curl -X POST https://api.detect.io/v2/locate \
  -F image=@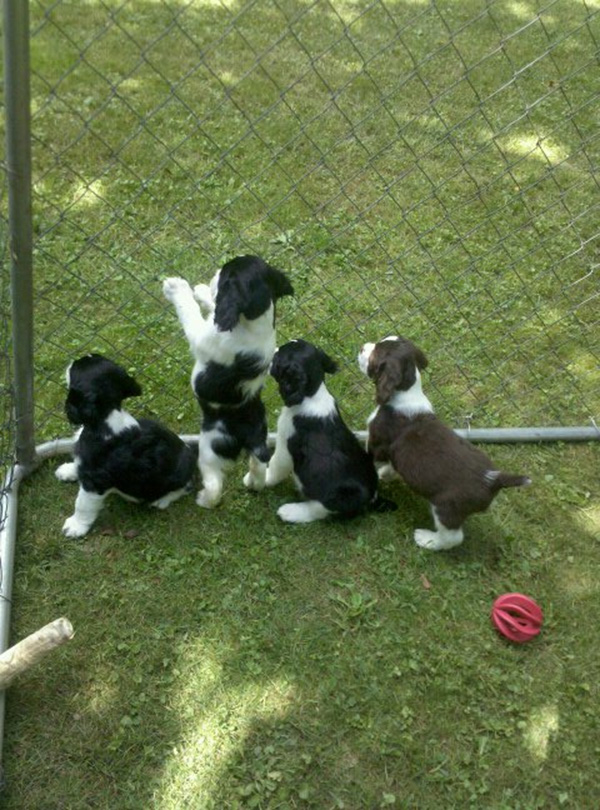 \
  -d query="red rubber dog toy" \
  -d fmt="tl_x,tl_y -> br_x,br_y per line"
491,593 -> 543,643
